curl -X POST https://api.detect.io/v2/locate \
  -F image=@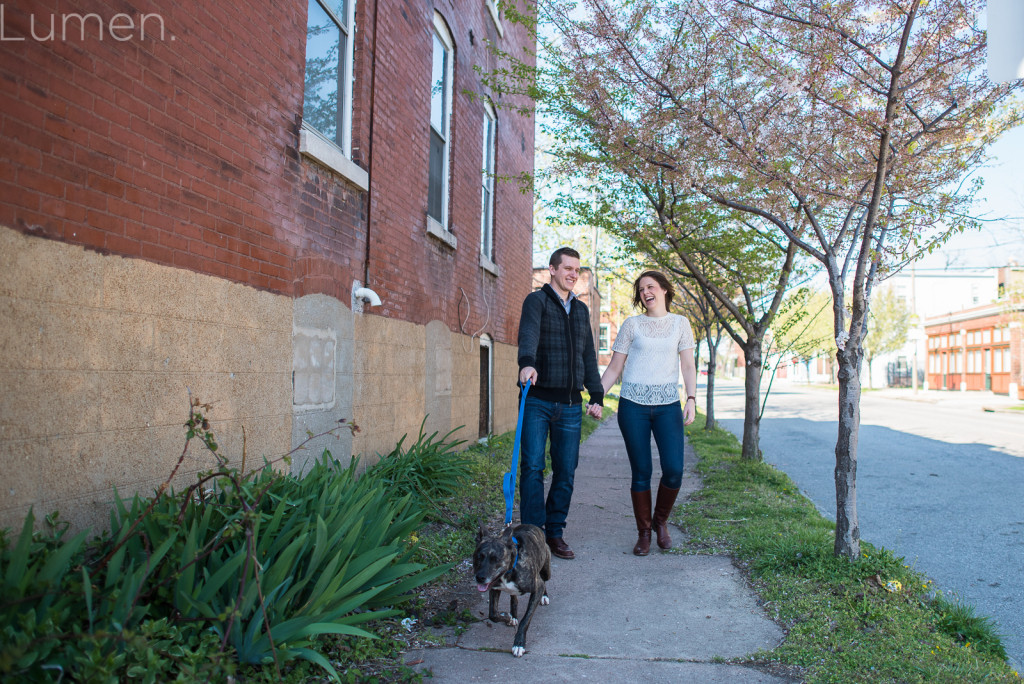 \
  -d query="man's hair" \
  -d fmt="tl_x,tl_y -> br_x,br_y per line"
549,247 -> 581,267
632,270 -> 676,310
